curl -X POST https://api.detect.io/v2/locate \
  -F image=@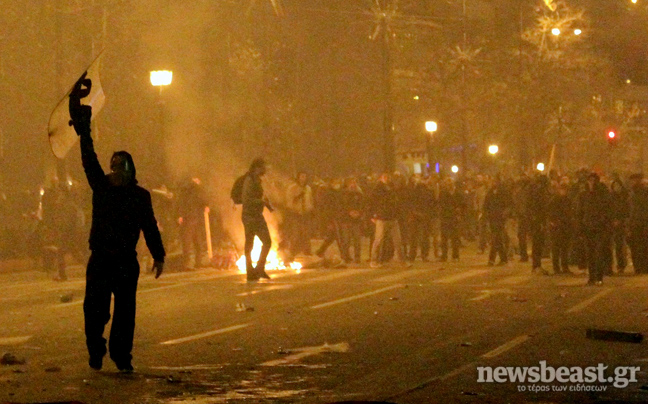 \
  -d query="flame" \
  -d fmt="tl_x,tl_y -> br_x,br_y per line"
236,236 -> 302,274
